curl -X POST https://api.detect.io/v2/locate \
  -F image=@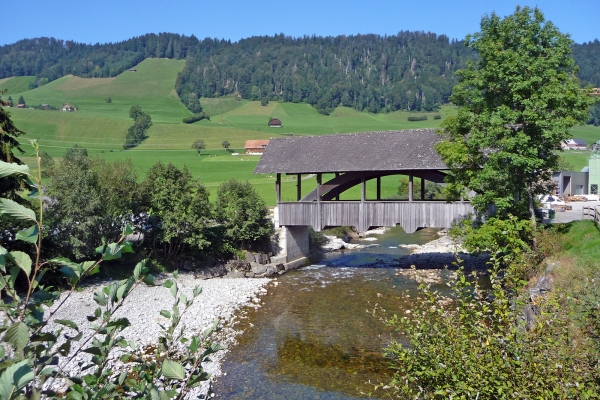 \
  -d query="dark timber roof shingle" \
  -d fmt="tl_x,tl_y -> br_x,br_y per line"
254,129 -> 447,174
